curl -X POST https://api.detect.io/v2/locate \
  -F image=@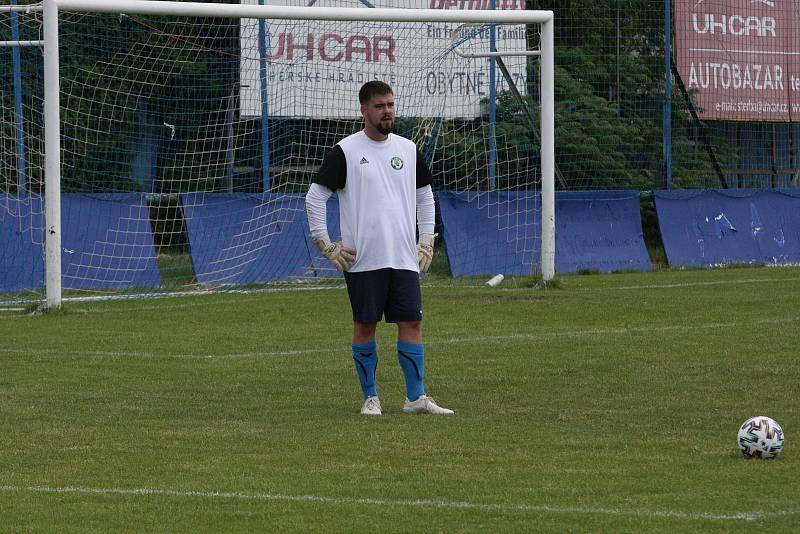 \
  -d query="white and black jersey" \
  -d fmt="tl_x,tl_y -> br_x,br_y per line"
312,131 -> 433,273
